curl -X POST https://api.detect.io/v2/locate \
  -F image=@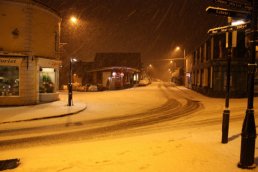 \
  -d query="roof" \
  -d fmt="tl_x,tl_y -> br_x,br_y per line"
87,66 -> 140,73
94,52 -> 142,69
2,0 -> 61,18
